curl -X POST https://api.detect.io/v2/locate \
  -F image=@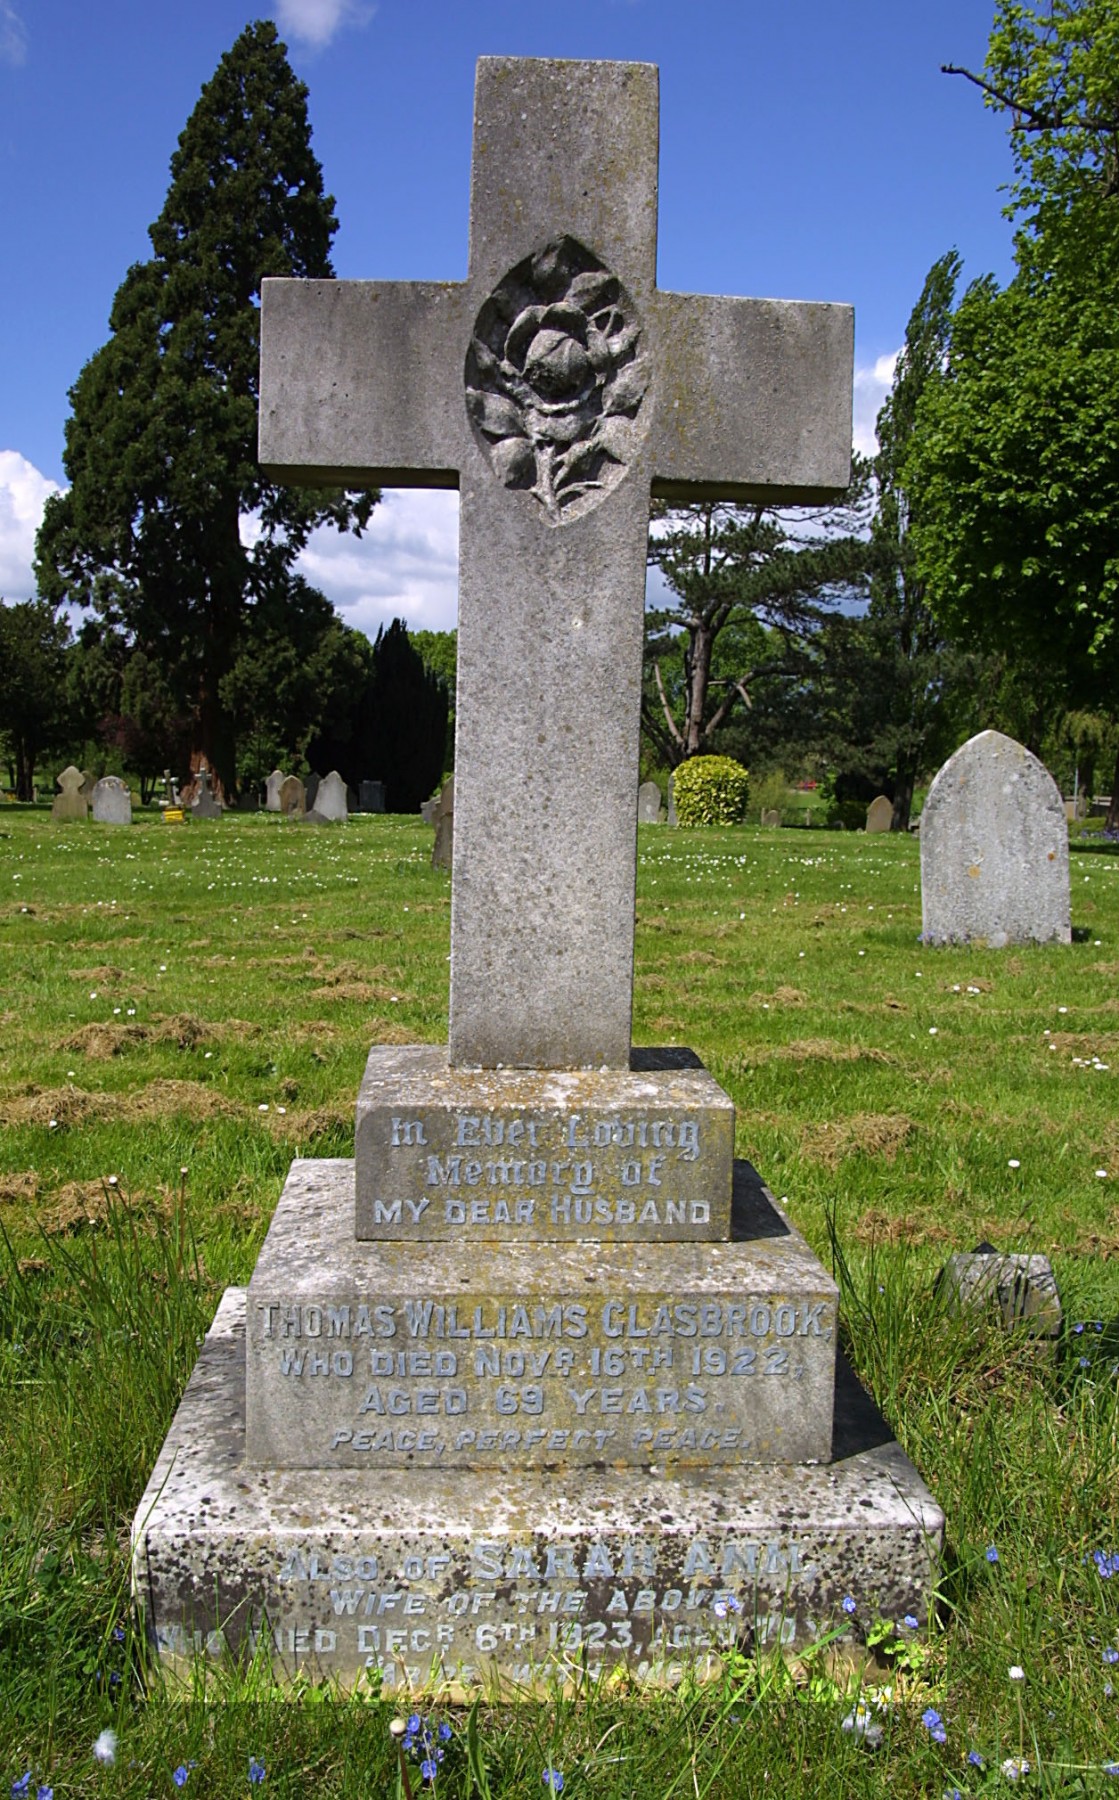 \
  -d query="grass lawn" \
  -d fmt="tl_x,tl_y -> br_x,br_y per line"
1,808 -> 1117,1796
